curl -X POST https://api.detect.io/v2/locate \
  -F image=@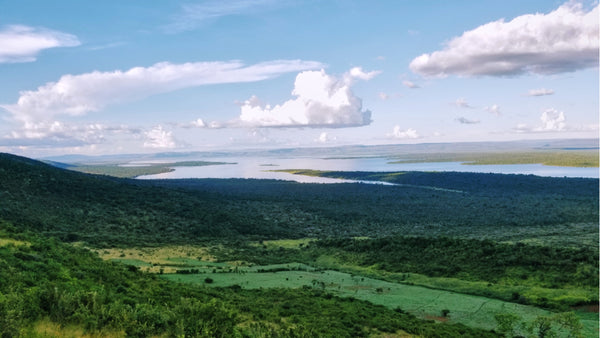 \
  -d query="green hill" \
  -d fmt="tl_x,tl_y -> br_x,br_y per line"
1,153 -> 597,248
